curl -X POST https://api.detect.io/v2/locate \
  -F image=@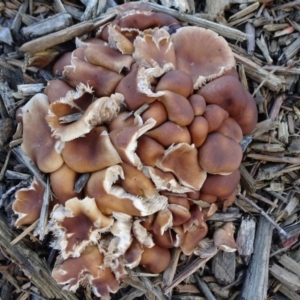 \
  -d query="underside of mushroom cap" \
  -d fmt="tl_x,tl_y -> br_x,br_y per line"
172,27 -> 235,89
46,93 -> 125,143
133,27 -> 176,72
